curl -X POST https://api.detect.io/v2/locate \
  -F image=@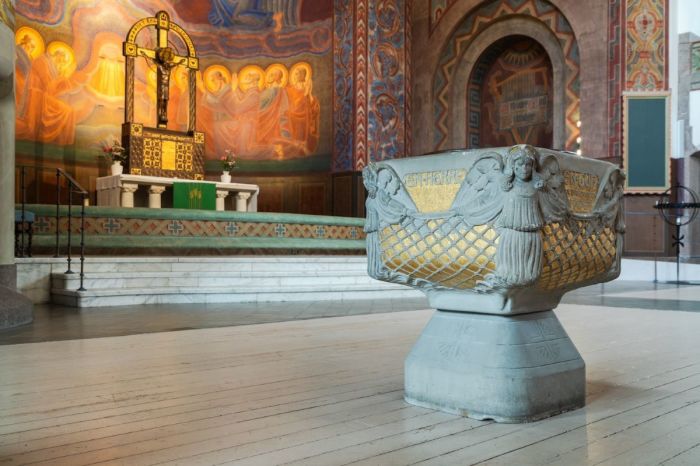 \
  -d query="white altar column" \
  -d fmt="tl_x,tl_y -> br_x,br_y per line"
121,184 -> 139,208
235,192 -> 251,212
148,186 -> 166,209
216,190 -> 229,212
